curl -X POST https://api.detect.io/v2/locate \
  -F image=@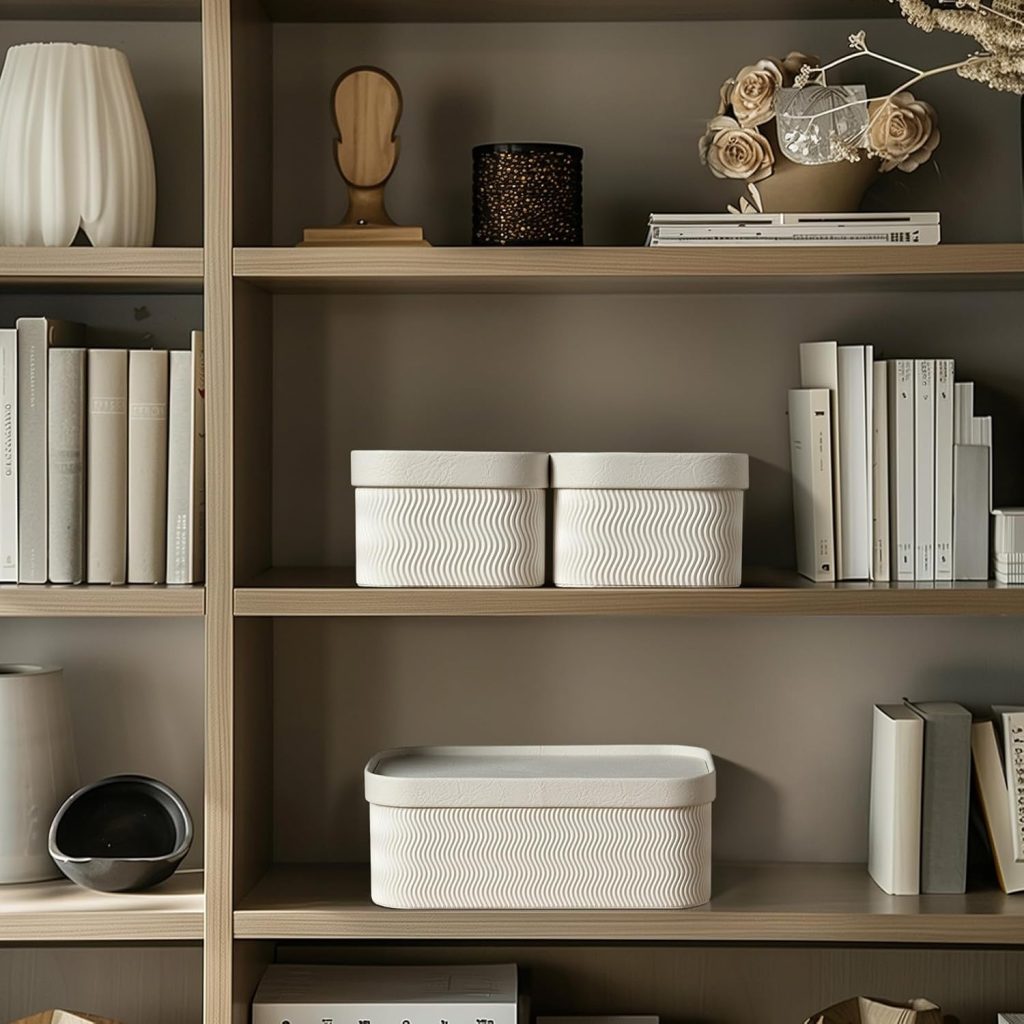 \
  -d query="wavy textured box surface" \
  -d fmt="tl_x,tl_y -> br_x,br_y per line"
370,803 -> 712,909
553,489 -> 743,587
356,487 -> 545,587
